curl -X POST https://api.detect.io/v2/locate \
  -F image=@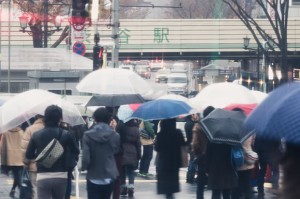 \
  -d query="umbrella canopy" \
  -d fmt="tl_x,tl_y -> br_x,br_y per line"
250,90 -> 268,103
0,99 -> 6,106
190,82 -> 257,111
244,82 -> 300,145
223,103 -> 257,116
76,68 -> 153,95
130,99 -> 195,121
158,94 -> 195,108
85,94 -> 145,107
200,108 -> 250,145
0,89 -> 85,132
117,105 -> 135,122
